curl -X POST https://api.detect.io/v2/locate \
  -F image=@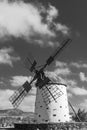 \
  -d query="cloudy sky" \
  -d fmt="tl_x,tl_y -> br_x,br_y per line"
0,0 -> 87,113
